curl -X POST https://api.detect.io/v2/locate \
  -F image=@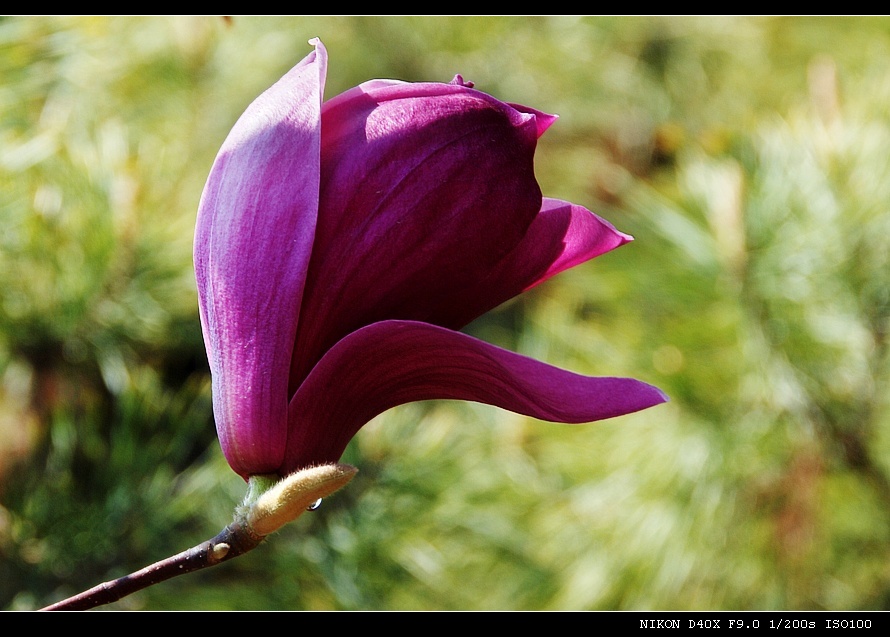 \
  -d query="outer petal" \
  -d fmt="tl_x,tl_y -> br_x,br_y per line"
283,320 -> 667,475
195,40 -> 326,478
415,197 -> 634,329
289,80 -> 548,390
